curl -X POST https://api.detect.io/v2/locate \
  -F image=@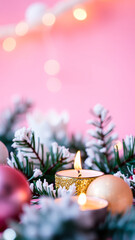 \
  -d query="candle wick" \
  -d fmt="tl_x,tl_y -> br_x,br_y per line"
78,170 -> 82,177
